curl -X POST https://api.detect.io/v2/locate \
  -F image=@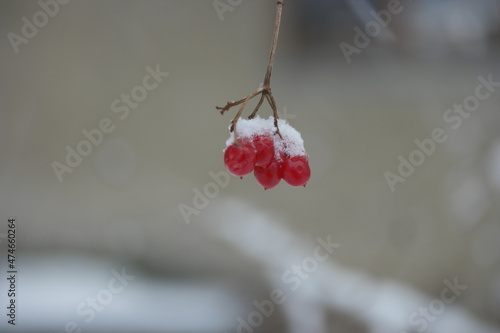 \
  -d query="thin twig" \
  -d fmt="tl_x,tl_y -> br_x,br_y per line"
216,0 -> 285,139
249,93 -> 266,119
263,0 -> 284,88
265,92 -> 282,138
